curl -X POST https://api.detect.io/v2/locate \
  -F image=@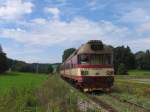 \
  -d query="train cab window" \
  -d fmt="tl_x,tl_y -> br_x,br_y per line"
104,54 -> 111,64
90,54 -> 112,65
79,55 -> 89,65
90,54 -> 103,65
